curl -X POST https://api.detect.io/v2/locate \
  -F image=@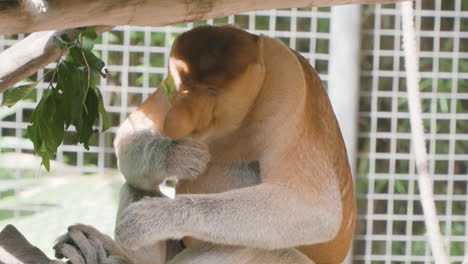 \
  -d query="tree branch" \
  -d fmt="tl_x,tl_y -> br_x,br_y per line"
0,26 -> 112,94
0,224 -> 65,264
1,0 -> 405,35
0,0 -> 405,93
